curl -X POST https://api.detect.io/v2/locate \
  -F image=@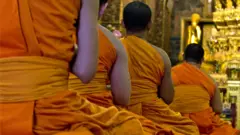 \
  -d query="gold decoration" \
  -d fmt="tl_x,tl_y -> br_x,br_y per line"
216,0 -> 223,10
100,0 -> 121,30
187,13 -> 202,45
237,0 -> 240,7
226,0 -> 234,9
146,0 -> 171,54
